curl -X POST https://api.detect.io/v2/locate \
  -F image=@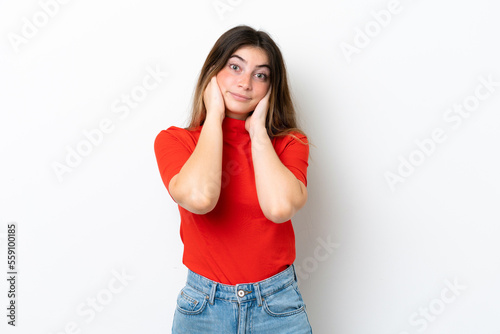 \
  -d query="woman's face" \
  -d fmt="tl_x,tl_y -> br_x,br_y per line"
216,46 -> 271,120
